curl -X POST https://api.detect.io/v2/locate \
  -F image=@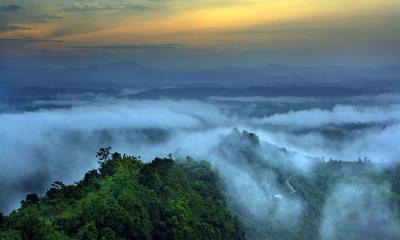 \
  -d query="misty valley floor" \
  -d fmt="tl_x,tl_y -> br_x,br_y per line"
1,90 -> 400,239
